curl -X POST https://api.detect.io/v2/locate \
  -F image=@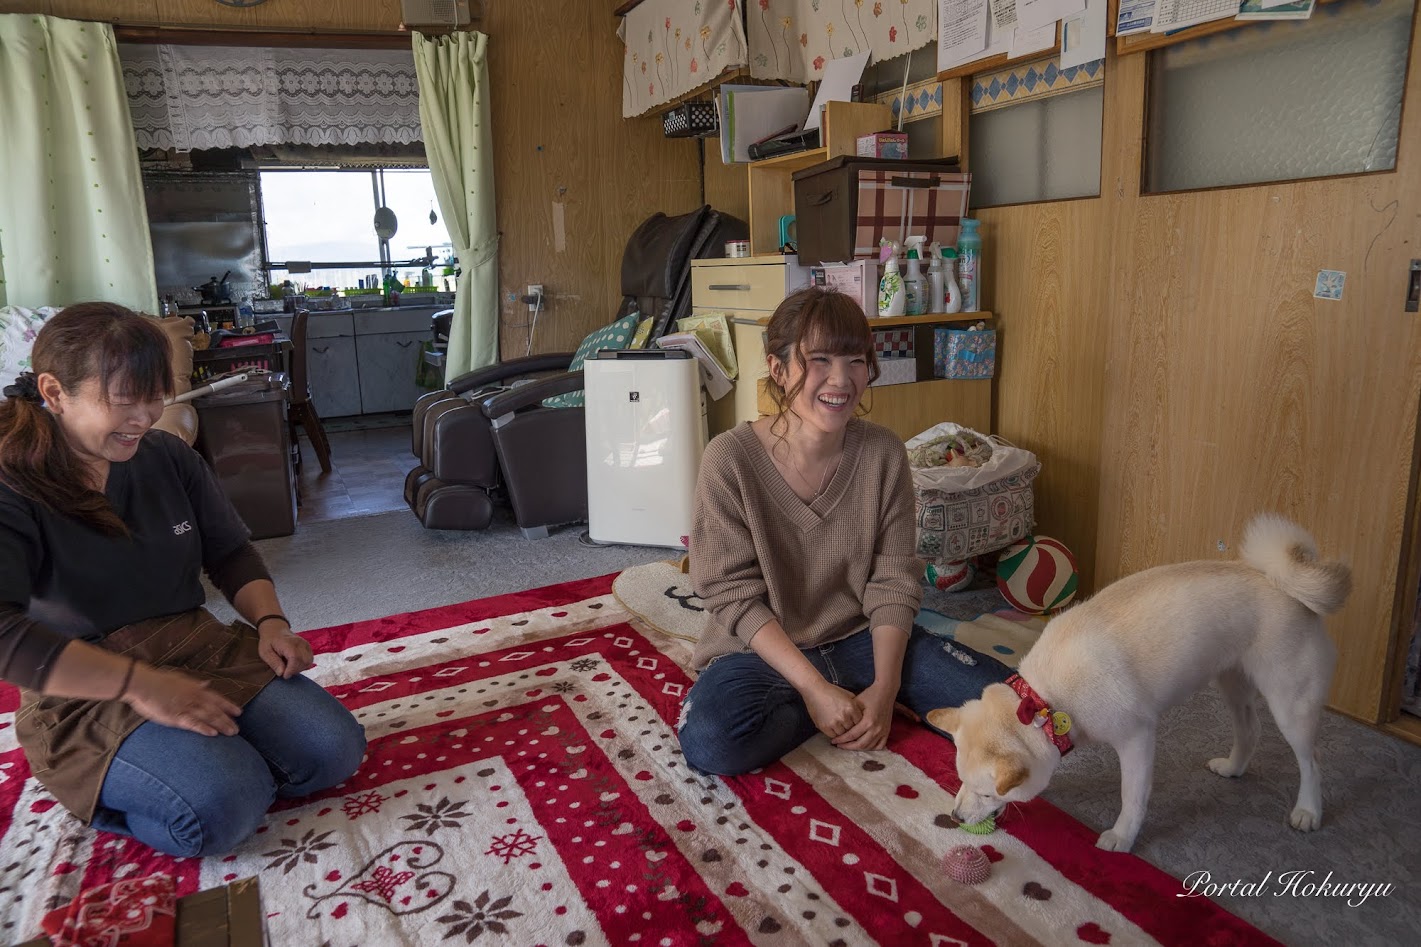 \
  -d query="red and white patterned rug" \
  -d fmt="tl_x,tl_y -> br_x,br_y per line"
0,574 -> 1280,946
